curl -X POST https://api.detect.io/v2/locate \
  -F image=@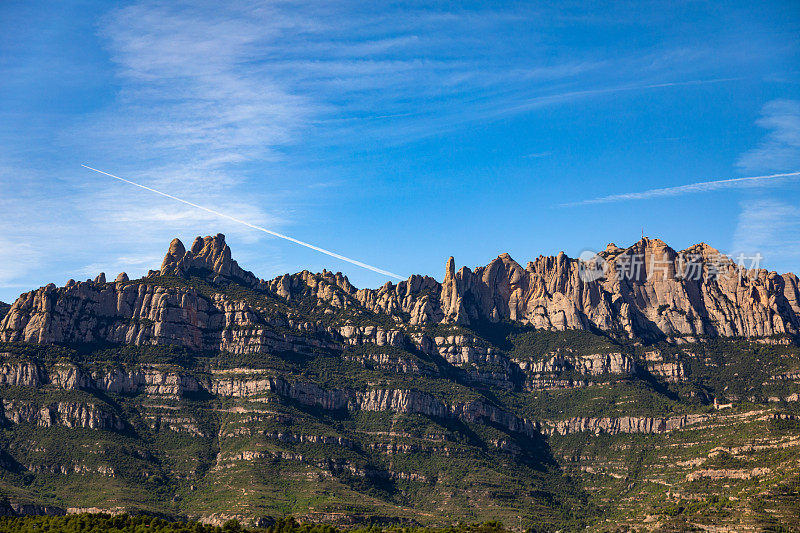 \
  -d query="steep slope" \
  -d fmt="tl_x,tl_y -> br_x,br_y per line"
0,235 -> 798,531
